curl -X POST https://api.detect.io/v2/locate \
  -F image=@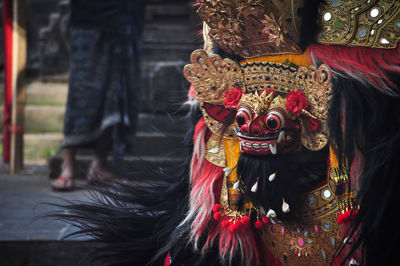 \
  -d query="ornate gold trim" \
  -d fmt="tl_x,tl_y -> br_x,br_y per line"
317,0 -> 400,48
205,133 -> 227,167
197,0 -> 305,58
184,50 -> 243,138
262,183 -> 340,265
